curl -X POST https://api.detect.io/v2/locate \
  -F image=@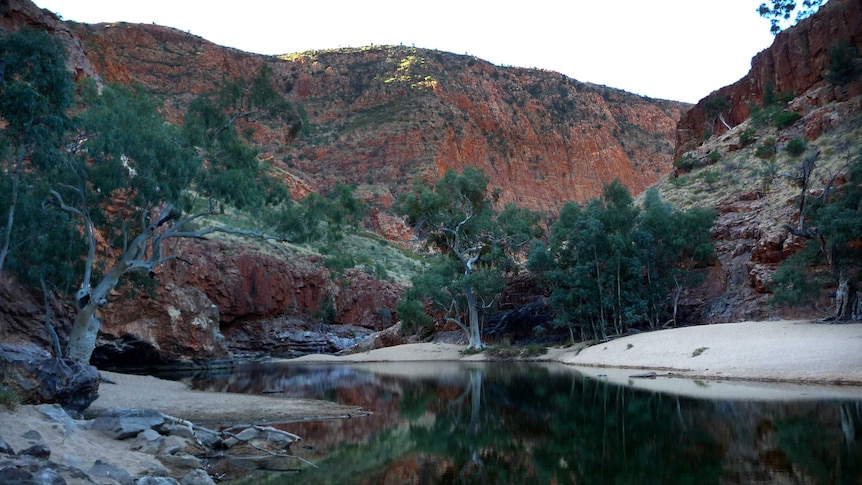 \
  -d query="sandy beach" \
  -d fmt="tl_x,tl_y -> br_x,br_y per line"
293,320 -> 862,381
290,319 -> 862,400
